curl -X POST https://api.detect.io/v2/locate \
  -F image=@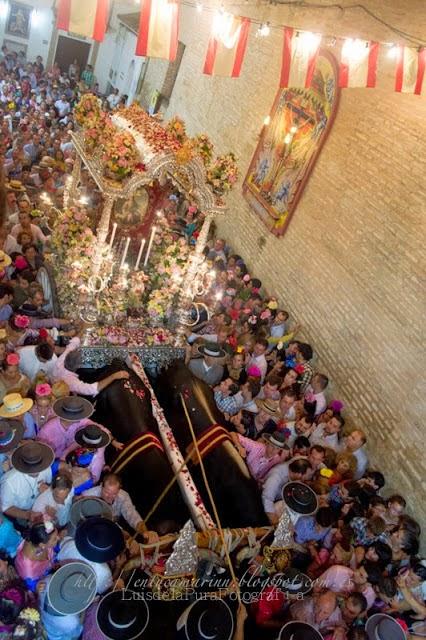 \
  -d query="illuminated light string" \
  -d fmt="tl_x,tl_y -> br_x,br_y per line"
179,0 -> 426,48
